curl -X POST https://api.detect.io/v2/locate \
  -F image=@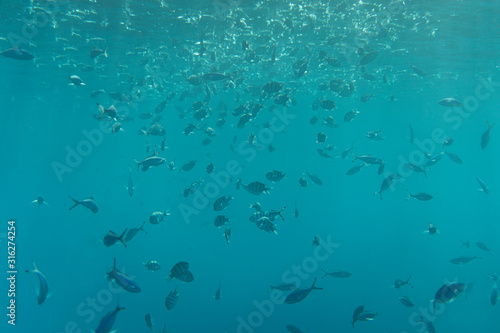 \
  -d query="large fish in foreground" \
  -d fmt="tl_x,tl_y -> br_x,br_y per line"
432,282 -> 466,313
94,302 -> 125,333
106,258 -> 141,293
25,261 -> 49,305
1,47 -> 34,60
284,278 -> 322,304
